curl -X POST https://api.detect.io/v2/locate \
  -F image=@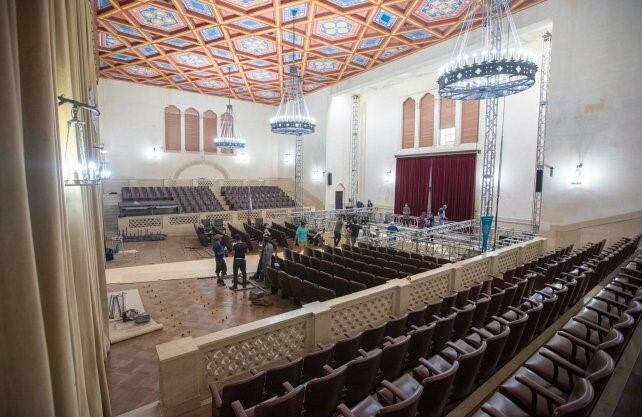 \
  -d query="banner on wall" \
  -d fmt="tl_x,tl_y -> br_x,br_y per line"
480,215 -> 493,252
